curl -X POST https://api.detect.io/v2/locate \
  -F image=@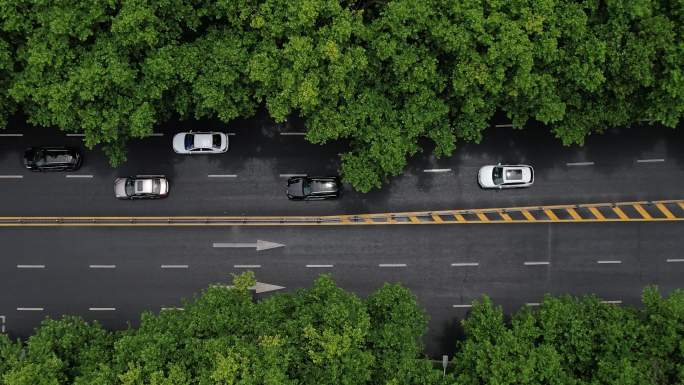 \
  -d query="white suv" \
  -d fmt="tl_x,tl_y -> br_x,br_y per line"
172,132 -> 228,154
478,164 -> 534,189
